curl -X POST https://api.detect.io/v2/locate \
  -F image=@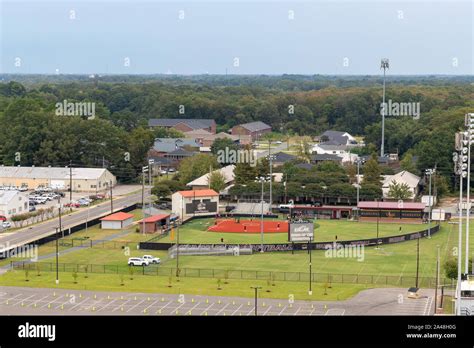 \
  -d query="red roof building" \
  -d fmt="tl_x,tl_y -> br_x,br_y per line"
100,212 -> 134,229
138,214 -> 171,234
